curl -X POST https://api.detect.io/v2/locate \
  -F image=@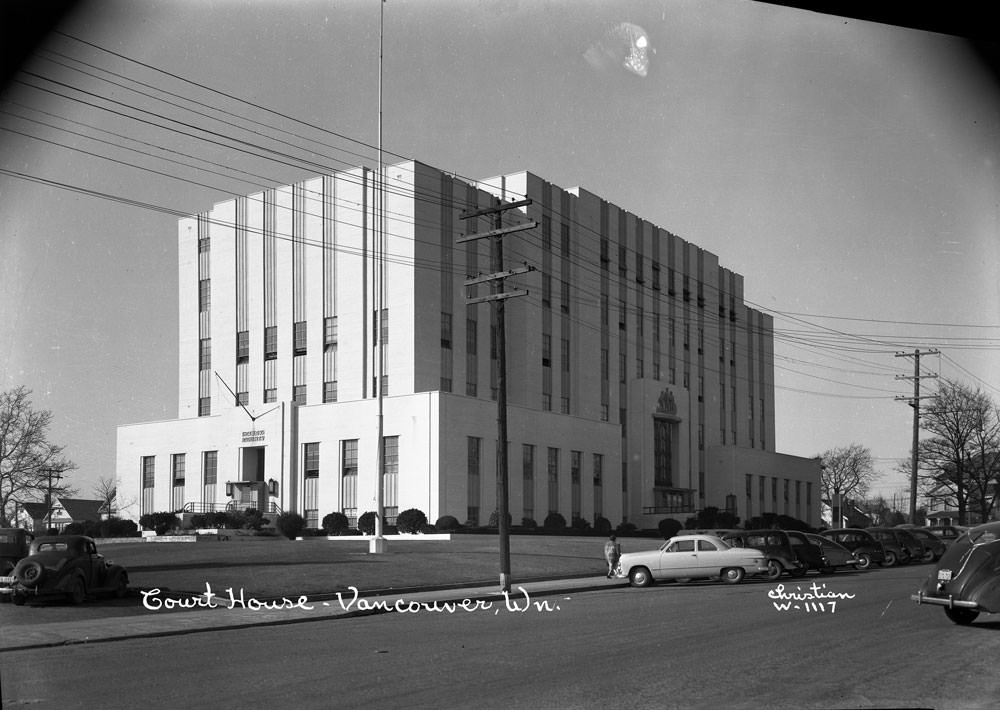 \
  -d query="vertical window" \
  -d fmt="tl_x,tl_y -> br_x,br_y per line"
198,397 -> 210,417
593,453 -> 604,519
342,440 -> 358,525
654,419 -> 672,487
237,331 -> 249,362
237,391 -> 248,406
522,444 -> 534,522
141,455 -> 155,515
547,447 -> 559,515
303,443 -> 319,528
324,316 -> 338,348
263,388 -> 276,404
383,436 -> 399,525
171,454 -> 185,511
571,451 -> 581,523
202,450 -> 218,508
199,279 -> 210,312
441,312 -> 452,349
264,326 -> 277,360
323,380 -> 338,403
293,385 -> 307,406
199,338 -> 211,371
467,437 -> 481,526
293,321 -> 307,356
